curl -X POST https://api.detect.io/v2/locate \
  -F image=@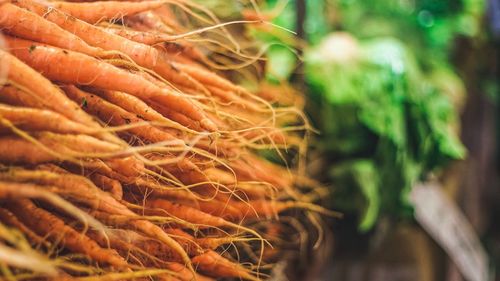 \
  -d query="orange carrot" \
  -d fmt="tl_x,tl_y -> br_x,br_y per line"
0,85 -> 46,109
0,49 -> 98,127
125,10 -> 175,34
172,61 -> 242,93
7,199 -> 129,268
0,135 -> 143,179
5,36 -> 216,132
146,199 -> 237,229
63,85 -> 179,143
0,207 -> 48,246
91,90 -> 193,136
192,250 -> 258,280
165,262 -> 215,281
103,27 -> 206,62
88,173 -> 123,200
51,0 -> 167,24
0,104 -> 97,135
0,3 -> 104,56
